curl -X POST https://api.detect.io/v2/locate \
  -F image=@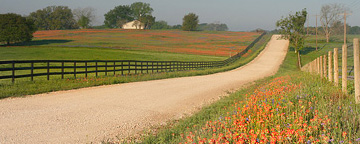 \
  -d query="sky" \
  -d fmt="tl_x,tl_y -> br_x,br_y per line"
1,0 -> 359,31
